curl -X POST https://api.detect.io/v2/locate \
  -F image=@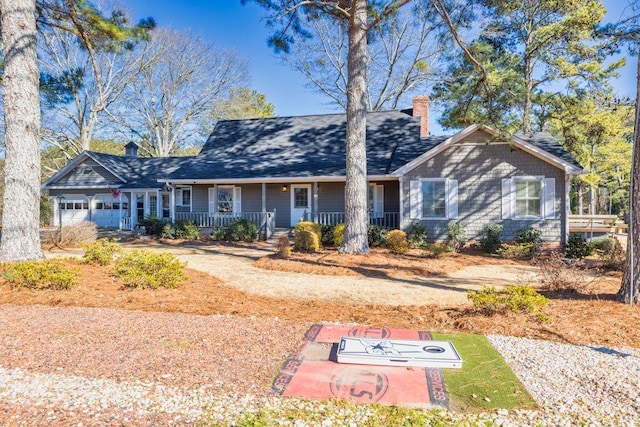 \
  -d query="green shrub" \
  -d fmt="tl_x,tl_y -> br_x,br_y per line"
161,222 -> 176,239
113,250 -> 187,289
468,284 -> 548,322
386,229 -> 408,254
174,219 -> 200,240
294,221 -> 322,242
367,225 -> 388,248
227,218 -> 258,242
294,229 -> 320,252
406,223 -> 428,248
514,227 -> 542,244
447,221 -> 467,252
139,216 -> 166,237
565,233 -> 593,259
82,238 -> 121,266
422,243 -> 452,258
497,243 -> 535,260
210,227 -> 228,241
479,223 -> 503,253
3,259 -> 80,290
320,224 -> 335,246
593,237 -> 625,270
333,223 -> 345,247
